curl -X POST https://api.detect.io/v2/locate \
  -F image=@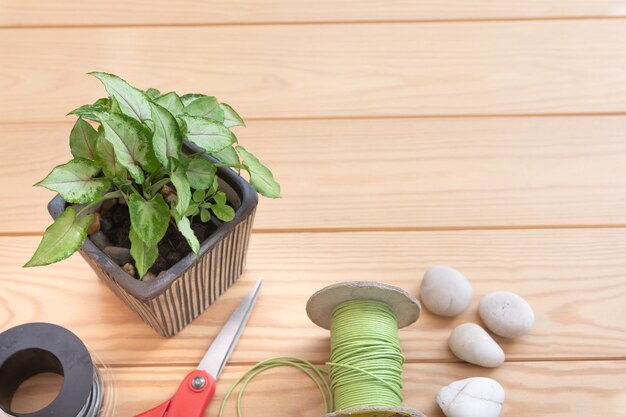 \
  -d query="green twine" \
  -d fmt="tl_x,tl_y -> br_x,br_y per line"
219,299 -> 404,415
218,357 -> 333,417
329,299 -> 404,409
